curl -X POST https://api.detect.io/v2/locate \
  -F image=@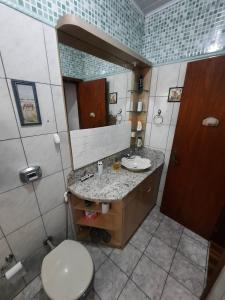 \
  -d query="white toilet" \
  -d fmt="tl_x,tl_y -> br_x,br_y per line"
41,240 -> 94,300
